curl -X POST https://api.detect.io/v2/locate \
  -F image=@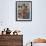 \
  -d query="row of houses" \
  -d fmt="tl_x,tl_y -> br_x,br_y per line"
0,28 -> 22,35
